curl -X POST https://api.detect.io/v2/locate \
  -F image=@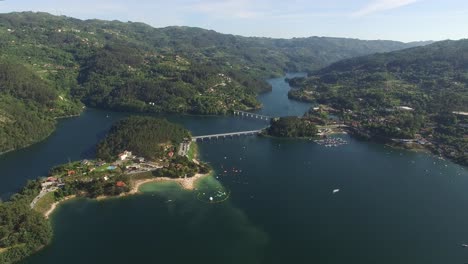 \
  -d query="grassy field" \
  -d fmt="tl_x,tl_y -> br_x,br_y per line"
95,163 -> 110,172
33,192 -> 56,215
187,142 -> 199,160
